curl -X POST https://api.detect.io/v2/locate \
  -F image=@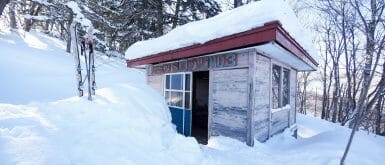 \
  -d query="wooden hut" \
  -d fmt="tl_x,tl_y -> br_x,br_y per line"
125,1 -> 318,146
